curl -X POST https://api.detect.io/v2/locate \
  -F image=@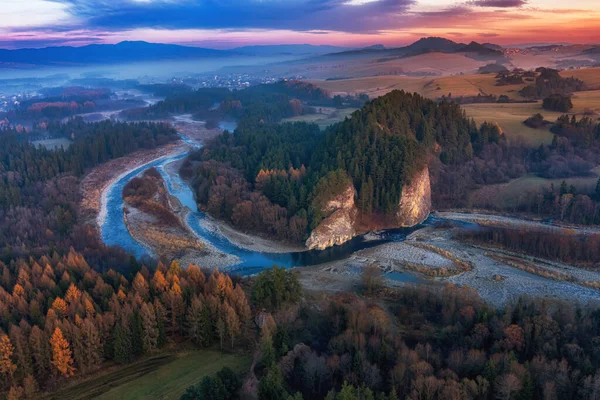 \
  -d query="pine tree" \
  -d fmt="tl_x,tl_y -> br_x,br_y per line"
9,325 -> 33,379
132,272 -> 149,300
337,382 -> 358,400
50,328 -> 75,377
112,322 -> 132,365
81,319 -> 103,371
29,326 -> 50,379
224,304 -> 241,350
154,300 -> 166,348
258,364 -> 288,400
51,297 -> 68,319
186,296 -> 208,346
65,283 -> 81,305
0,334 -> 17,388
140,303 -> 159,353
23,375 -> 38,398
130,311 -> 144,357
518,371 -> 534,400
